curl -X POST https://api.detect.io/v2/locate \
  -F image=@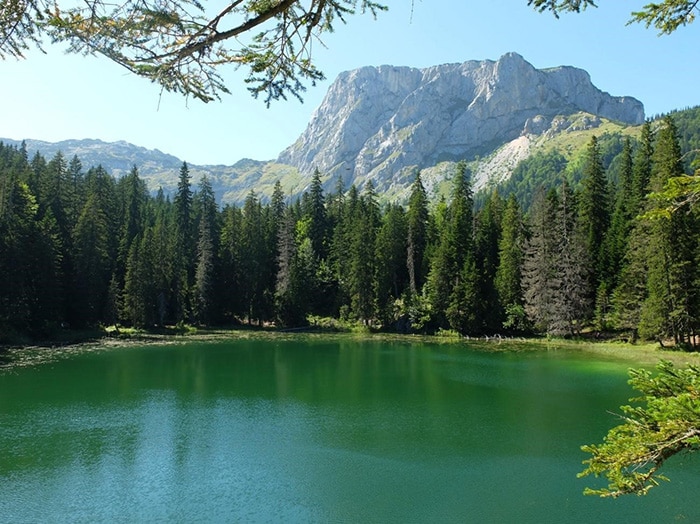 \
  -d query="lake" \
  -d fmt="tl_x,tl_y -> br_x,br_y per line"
0,336 -> 698,522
